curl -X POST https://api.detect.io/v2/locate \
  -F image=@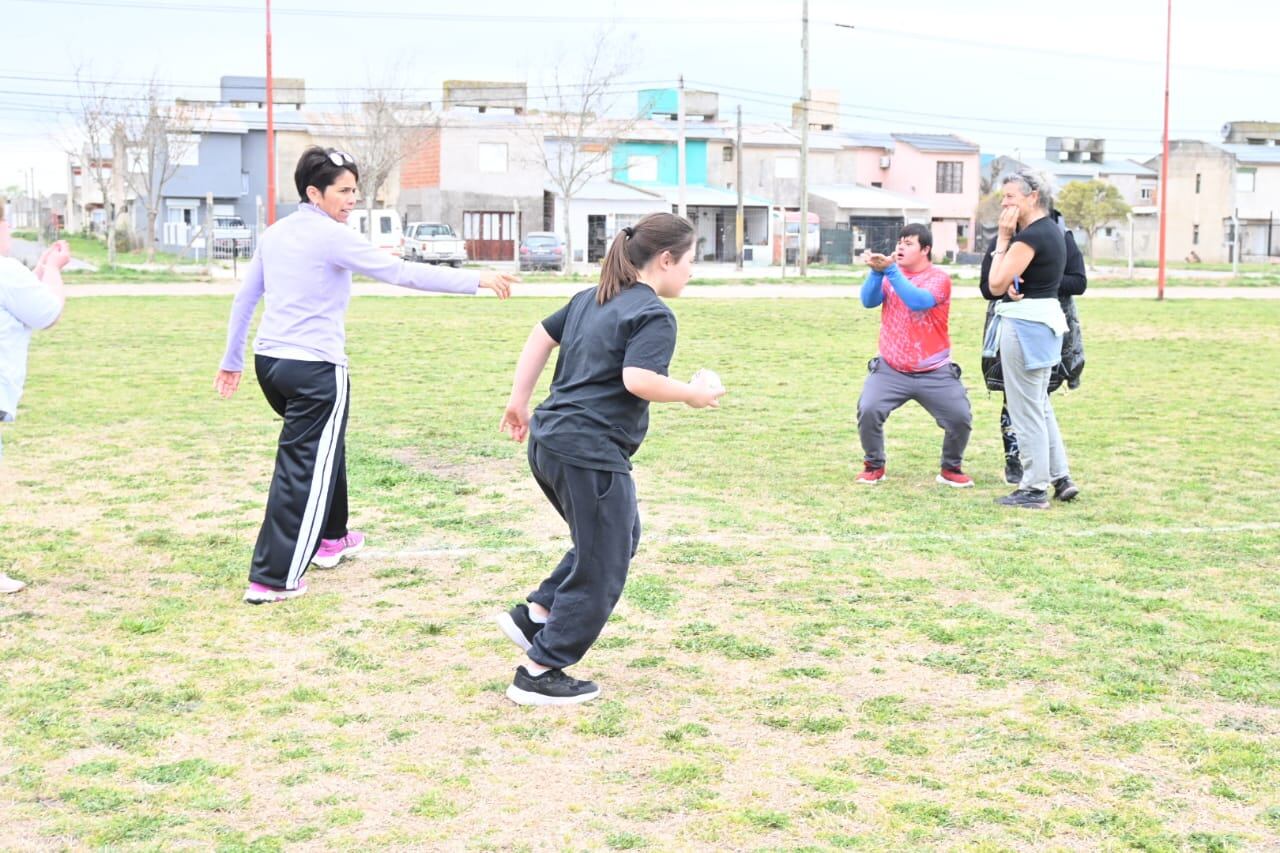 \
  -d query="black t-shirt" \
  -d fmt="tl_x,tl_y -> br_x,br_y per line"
1007,216 -> 1066,299
531,282 -> 677,472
